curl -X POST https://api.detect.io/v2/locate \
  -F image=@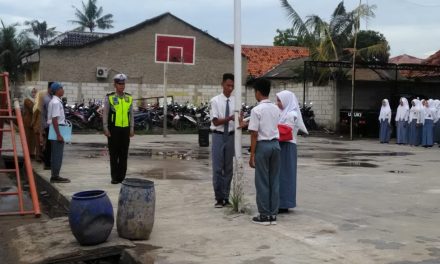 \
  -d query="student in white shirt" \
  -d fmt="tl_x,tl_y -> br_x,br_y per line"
210,73 -> 235,208
276,90 -> 308,214
421,99 -> 434,147
47,82 -> 70,183
378,99 -> 391,143
408,99 -> 422,146
395,97 -> 409,145
248,78 -> 281,225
